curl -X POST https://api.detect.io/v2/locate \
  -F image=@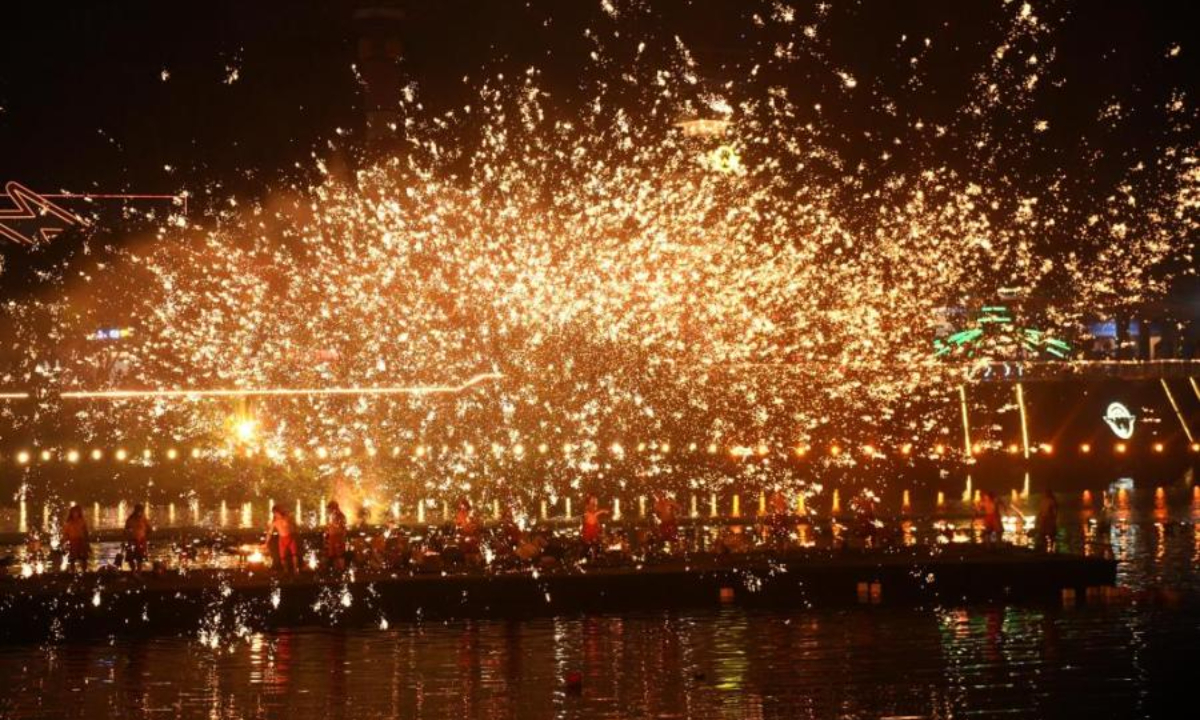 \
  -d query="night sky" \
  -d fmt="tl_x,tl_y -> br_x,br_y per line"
1,2 -> 1192,193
